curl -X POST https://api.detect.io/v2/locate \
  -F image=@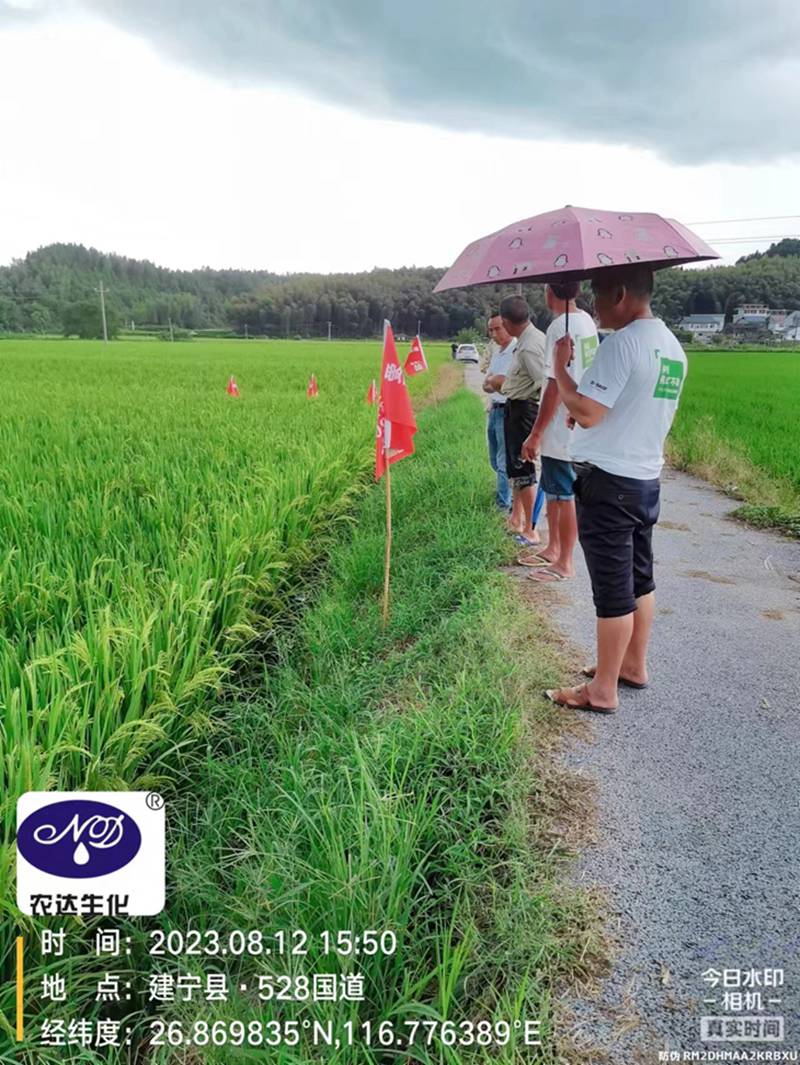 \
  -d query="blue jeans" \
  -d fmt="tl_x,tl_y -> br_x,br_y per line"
487,405 -> 512,510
